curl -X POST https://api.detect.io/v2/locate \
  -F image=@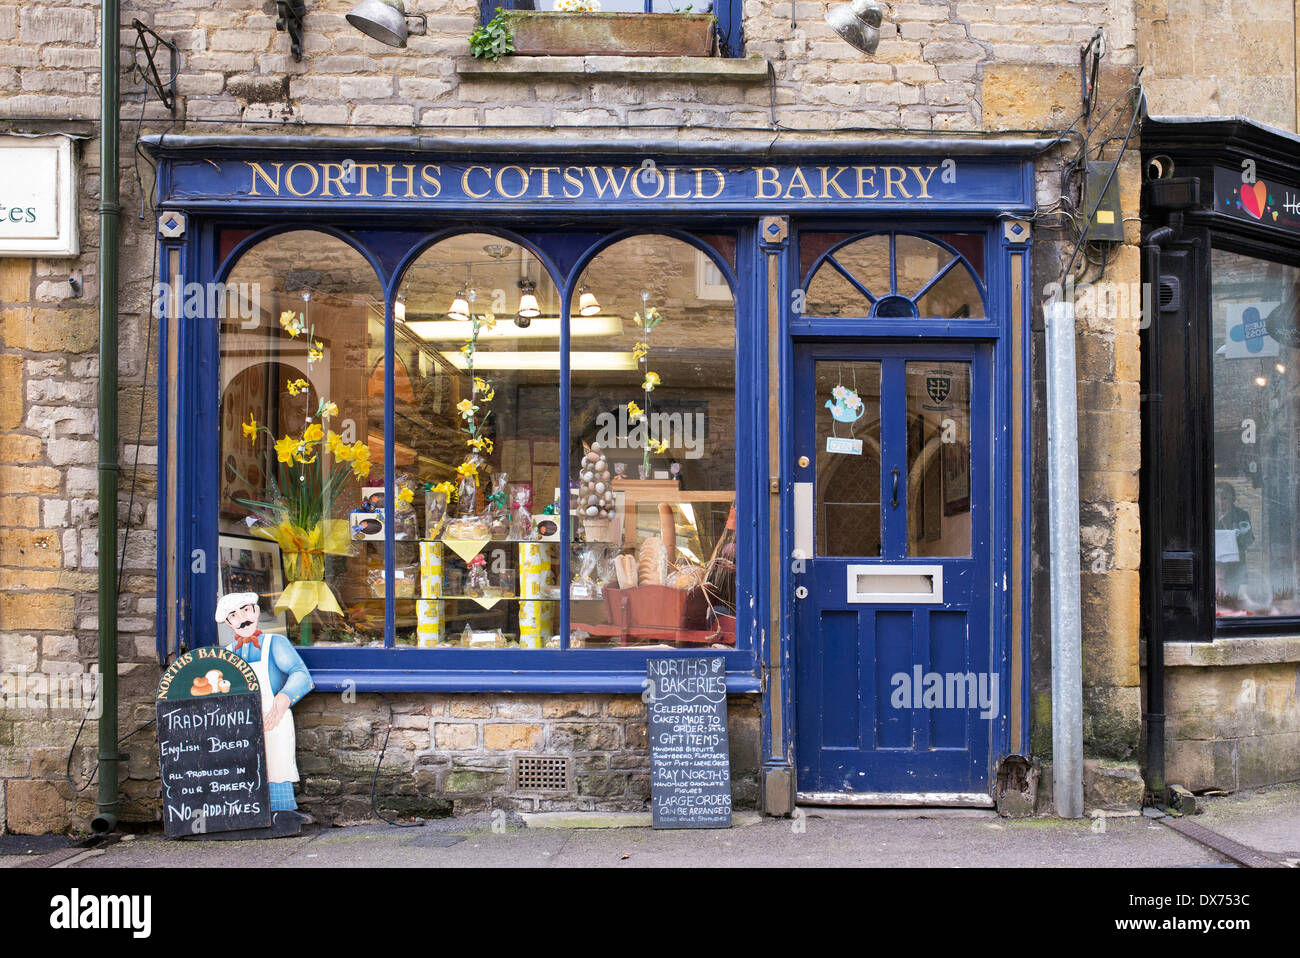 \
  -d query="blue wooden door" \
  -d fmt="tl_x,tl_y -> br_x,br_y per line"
792,342 -> 995,799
